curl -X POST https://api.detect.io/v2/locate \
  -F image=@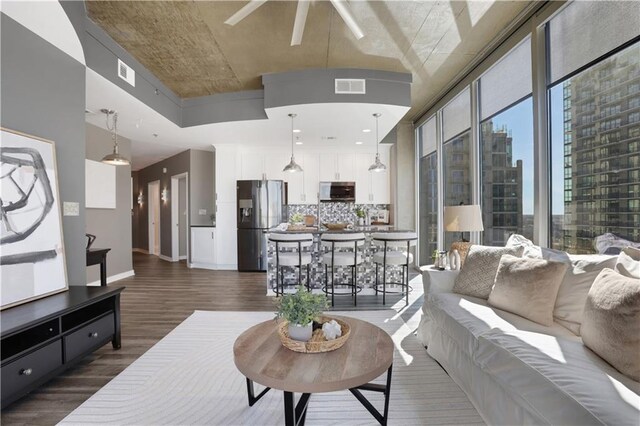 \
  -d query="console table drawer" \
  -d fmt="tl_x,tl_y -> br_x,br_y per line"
64,313 -> 114,362
1,340 -> 63,399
